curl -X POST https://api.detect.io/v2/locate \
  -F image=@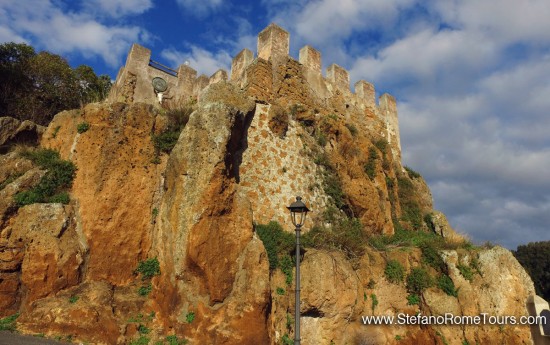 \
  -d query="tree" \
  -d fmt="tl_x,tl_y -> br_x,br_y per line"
75,65 -> 112,104
0,42 -> 112,126
0,42 -> 36,119
513,241 -> 550,301
26,51 -> 80,123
